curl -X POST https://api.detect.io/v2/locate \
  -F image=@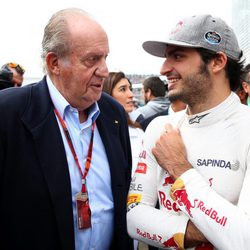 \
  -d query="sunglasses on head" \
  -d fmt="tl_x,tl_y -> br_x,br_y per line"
7,62 -> 25,76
